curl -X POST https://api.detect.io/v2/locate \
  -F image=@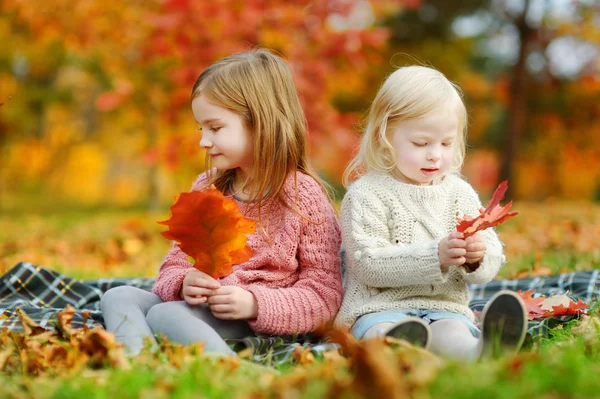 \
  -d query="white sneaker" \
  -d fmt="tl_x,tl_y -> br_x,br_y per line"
384,316 -> 431,349
478,291 -> 528,359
